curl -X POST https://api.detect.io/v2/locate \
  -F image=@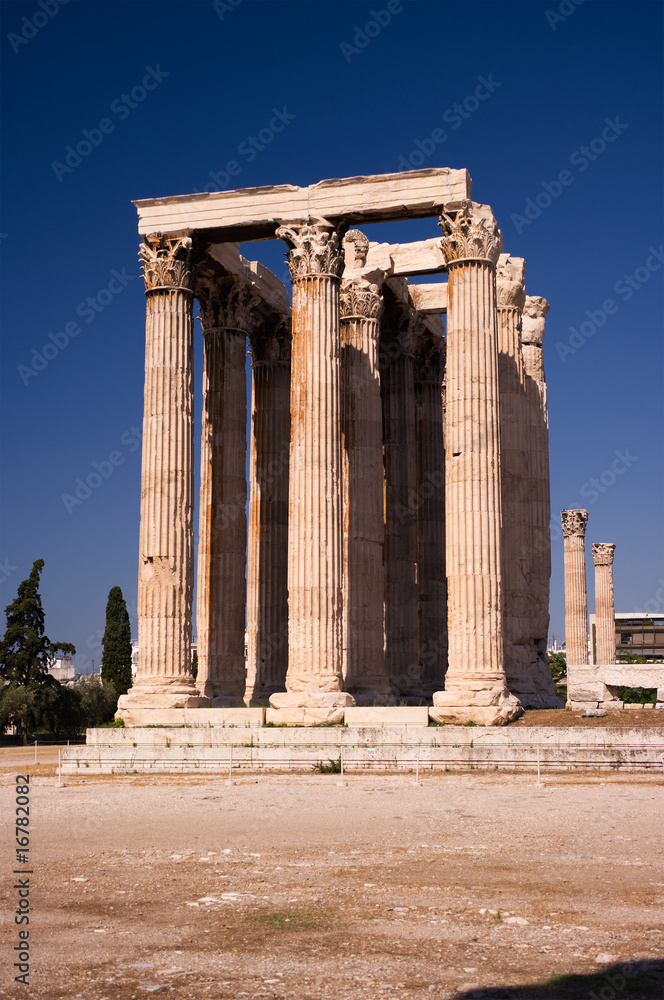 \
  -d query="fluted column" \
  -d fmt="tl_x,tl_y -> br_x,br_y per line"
431,205 -> 522,725
561,510 -> 590,666
414,331 -> 447,697
195,274 -> 255,705
381,297 -> 421,699
522,296 -> 555,696
117,235 -> 208,720
245,320 -> 291,704
270,224 -> 353,710
340,233 -> 393,704
496,256 -> 531,700
593,543 -> 616,665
